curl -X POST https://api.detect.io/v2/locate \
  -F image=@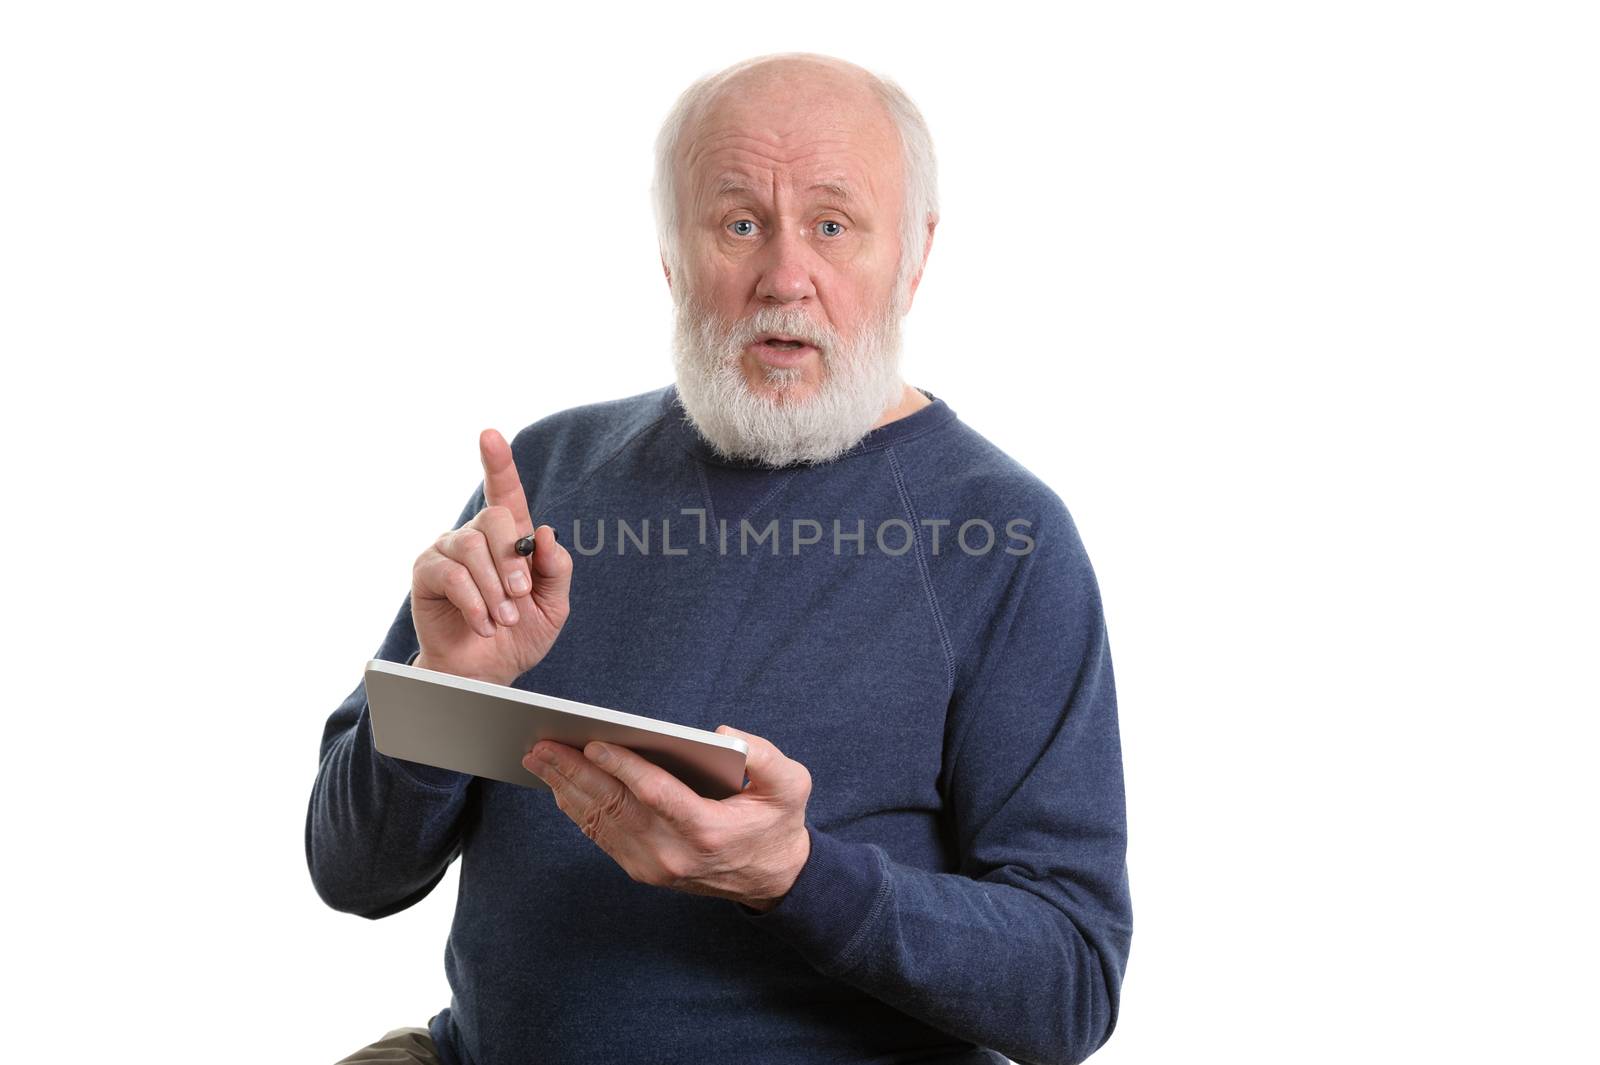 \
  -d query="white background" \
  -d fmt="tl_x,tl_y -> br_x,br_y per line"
3,2 -> 1595,1062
